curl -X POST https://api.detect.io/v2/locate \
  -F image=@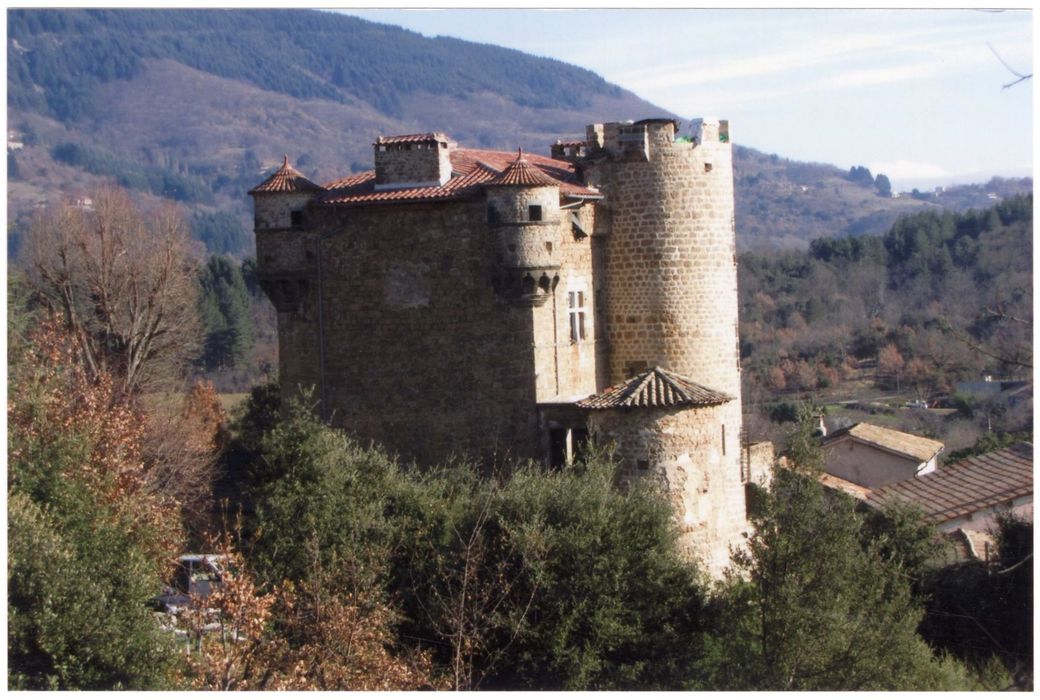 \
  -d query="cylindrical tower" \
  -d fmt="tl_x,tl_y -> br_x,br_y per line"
587,118 -> 739,399
485,150 -> 562,306
578,118 -> 748,576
